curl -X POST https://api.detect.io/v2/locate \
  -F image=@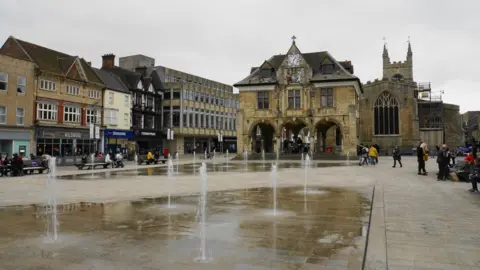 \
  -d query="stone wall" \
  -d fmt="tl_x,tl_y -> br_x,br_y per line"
443,103 -> 462,147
